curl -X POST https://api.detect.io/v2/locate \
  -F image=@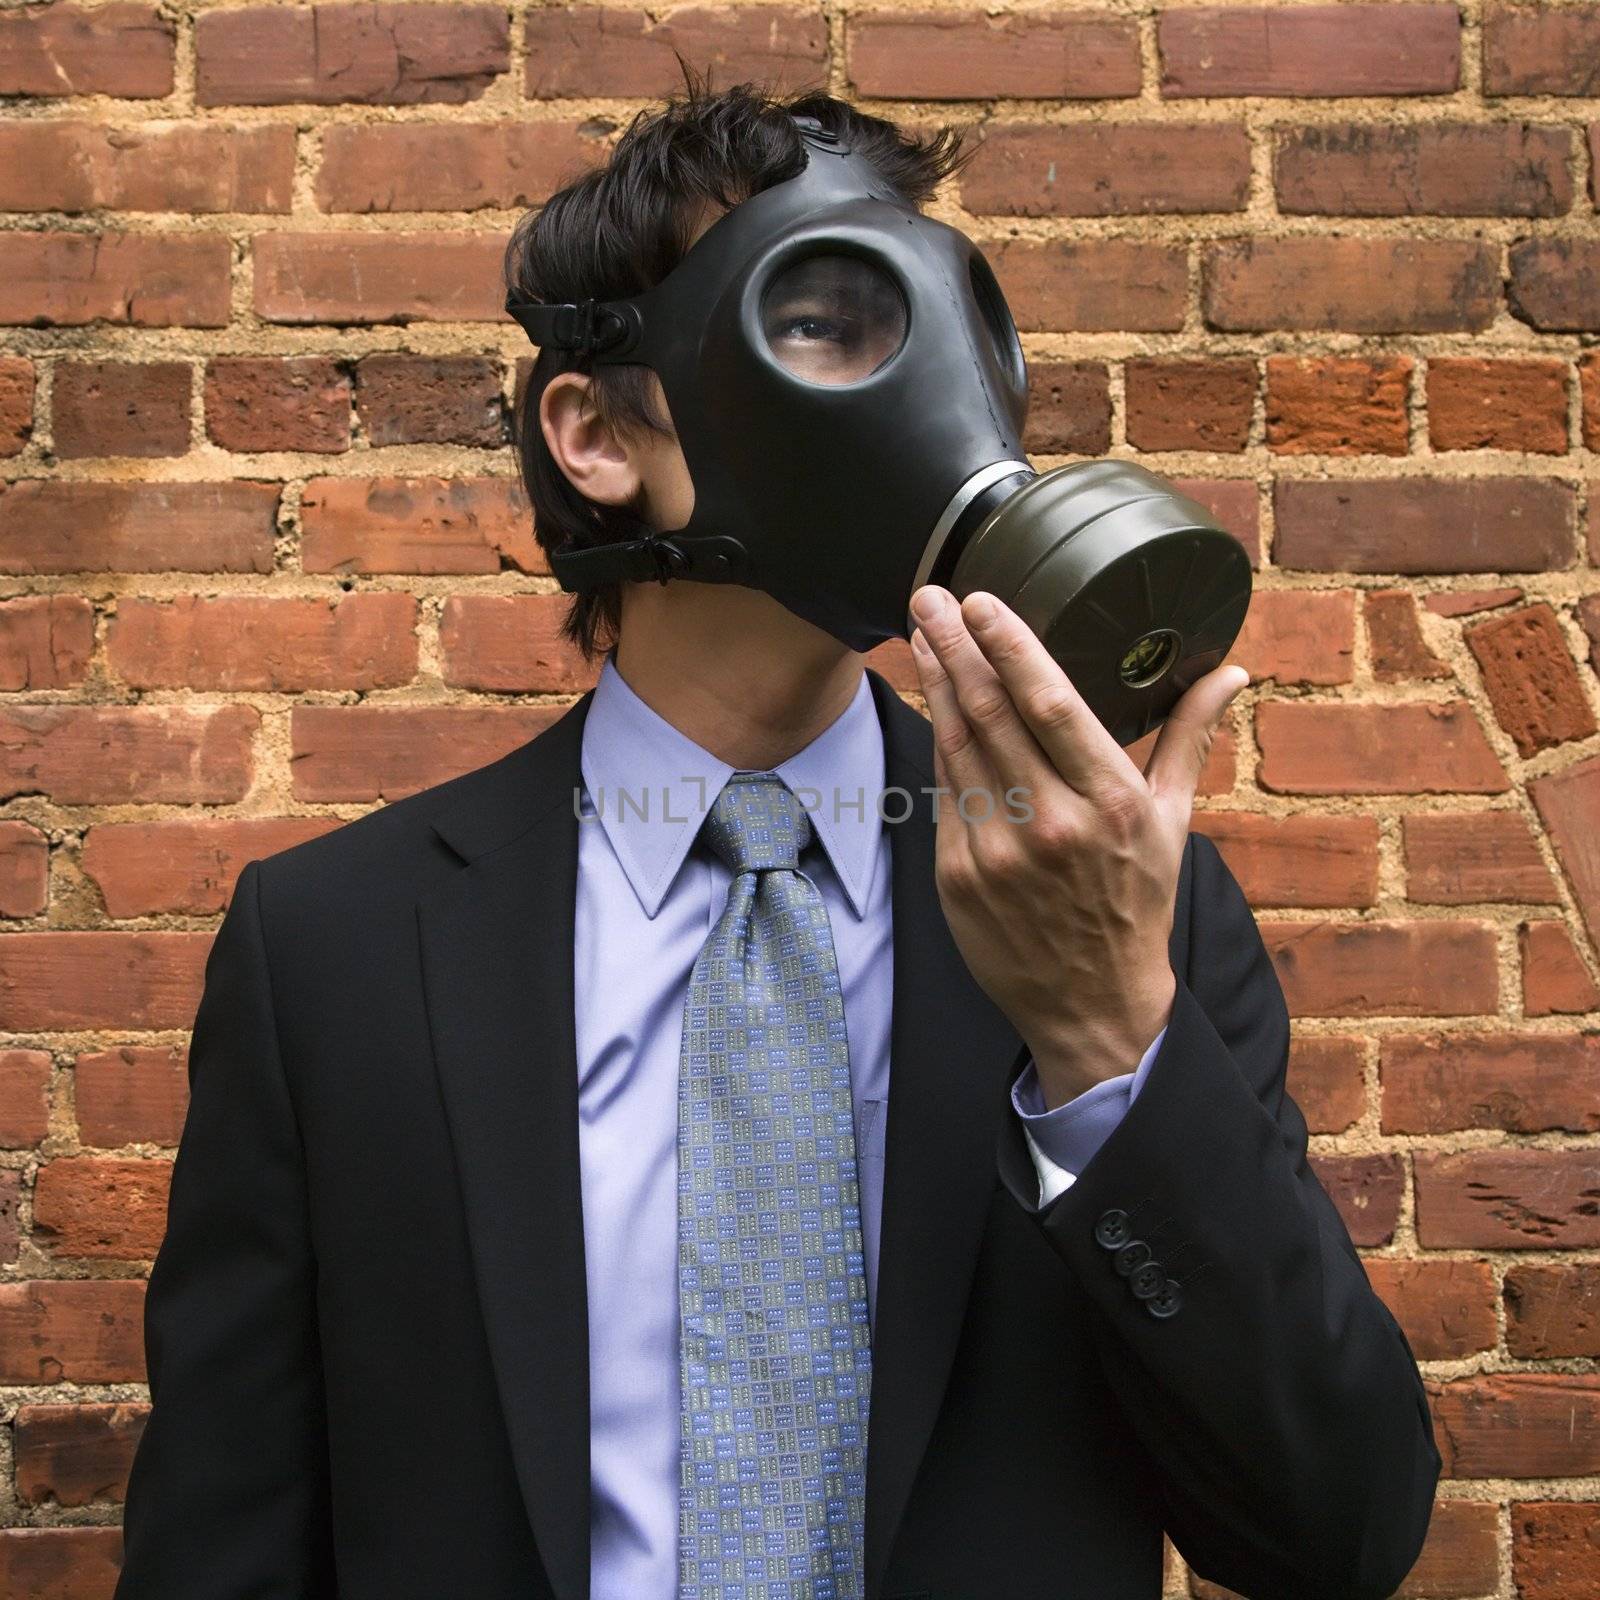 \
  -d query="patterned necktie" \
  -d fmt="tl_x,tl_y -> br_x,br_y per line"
678,771 -> 873,1600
